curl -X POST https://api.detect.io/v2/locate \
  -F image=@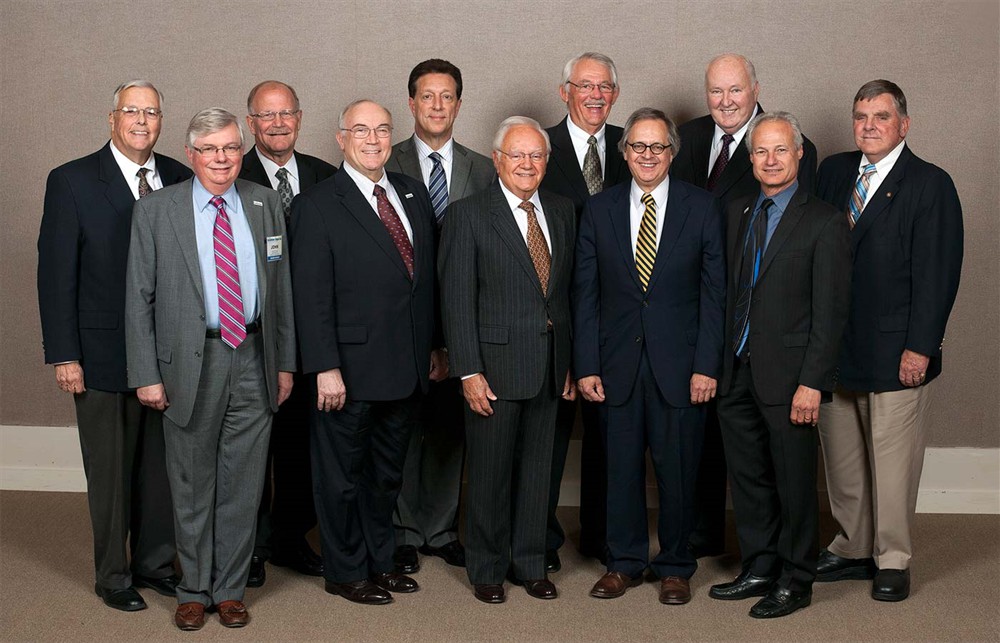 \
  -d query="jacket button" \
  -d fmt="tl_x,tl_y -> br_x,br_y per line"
199,314 -> 206,321
195,351 -> 201,357
642,301 -> 649,308
635,336 -> 642,343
